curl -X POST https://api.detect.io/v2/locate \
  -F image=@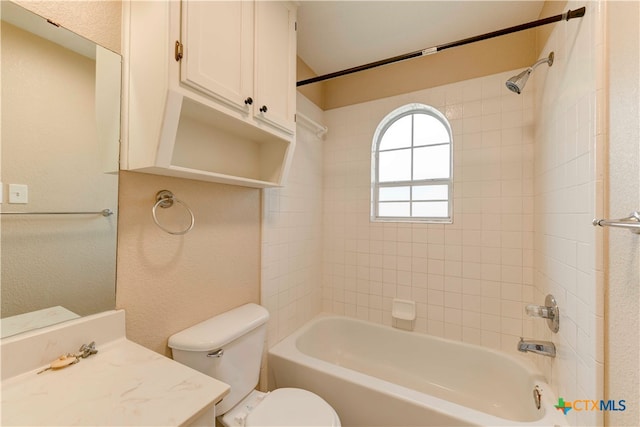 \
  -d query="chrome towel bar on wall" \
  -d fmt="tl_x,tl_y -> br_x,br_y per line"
593,211 -> 640,234
0,209 -> 113,217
